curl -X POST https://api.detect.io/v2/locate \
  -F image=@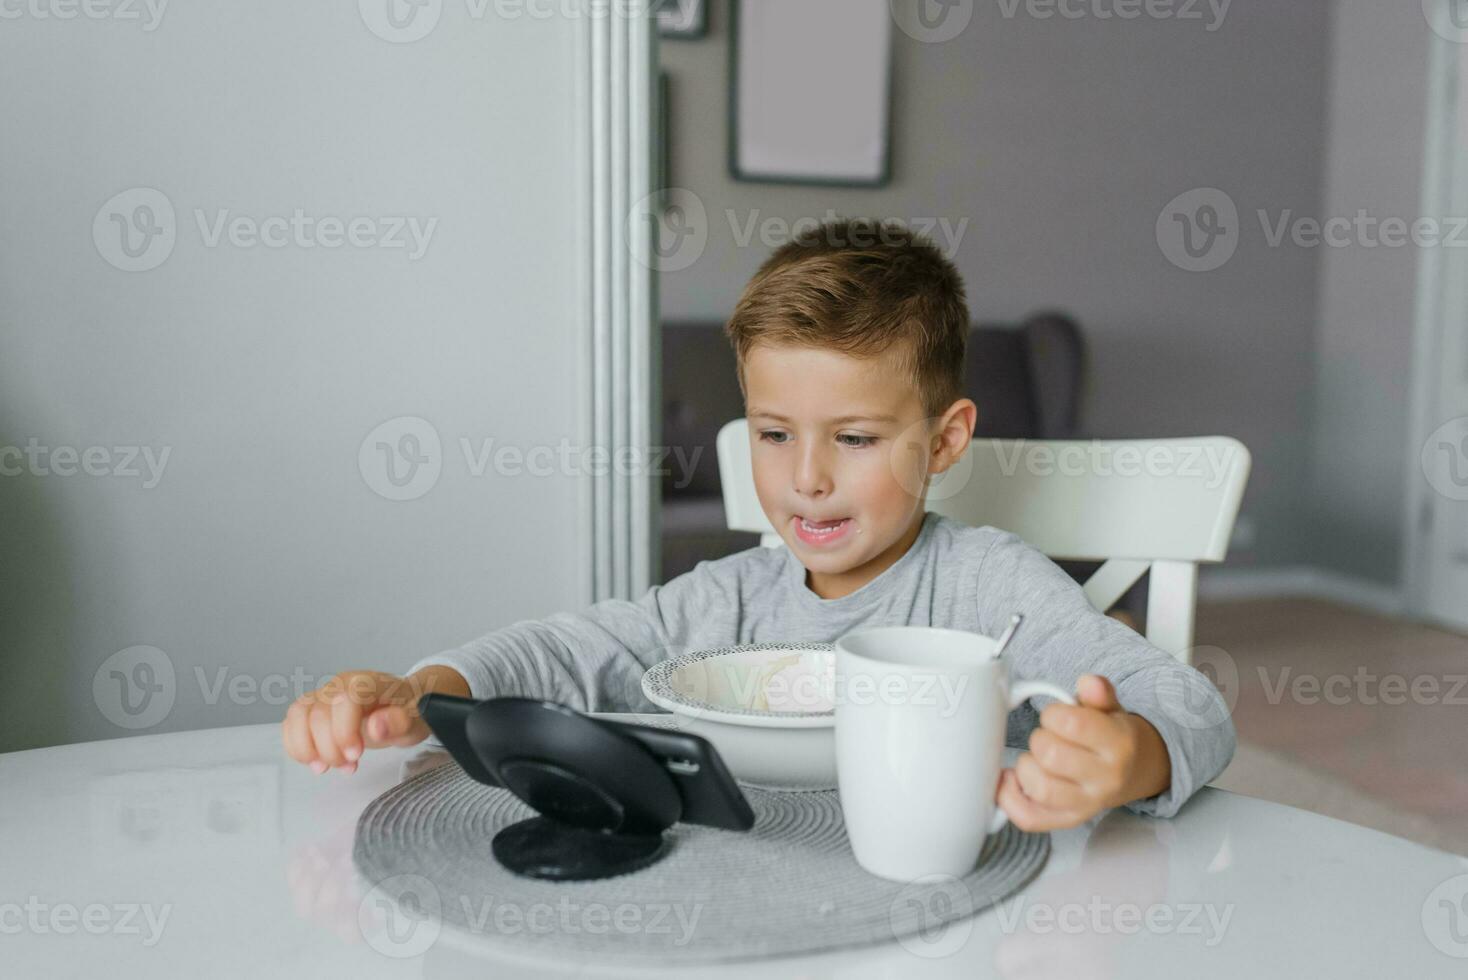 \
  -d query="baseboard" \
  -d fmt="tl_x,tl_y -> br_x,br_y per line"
1197,565 -> 1405,617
